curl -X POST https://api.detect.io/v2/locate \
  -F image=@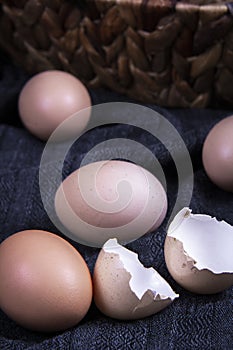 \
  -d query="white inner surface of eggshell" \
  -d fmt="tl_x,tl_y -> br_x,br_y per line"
168,208 -> 233,274
103,239 -> 178,300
